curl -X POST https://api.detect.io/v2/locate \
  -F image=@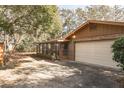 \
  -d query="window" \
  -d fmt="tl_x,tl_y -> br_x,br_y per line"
90,24 -> 97,30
